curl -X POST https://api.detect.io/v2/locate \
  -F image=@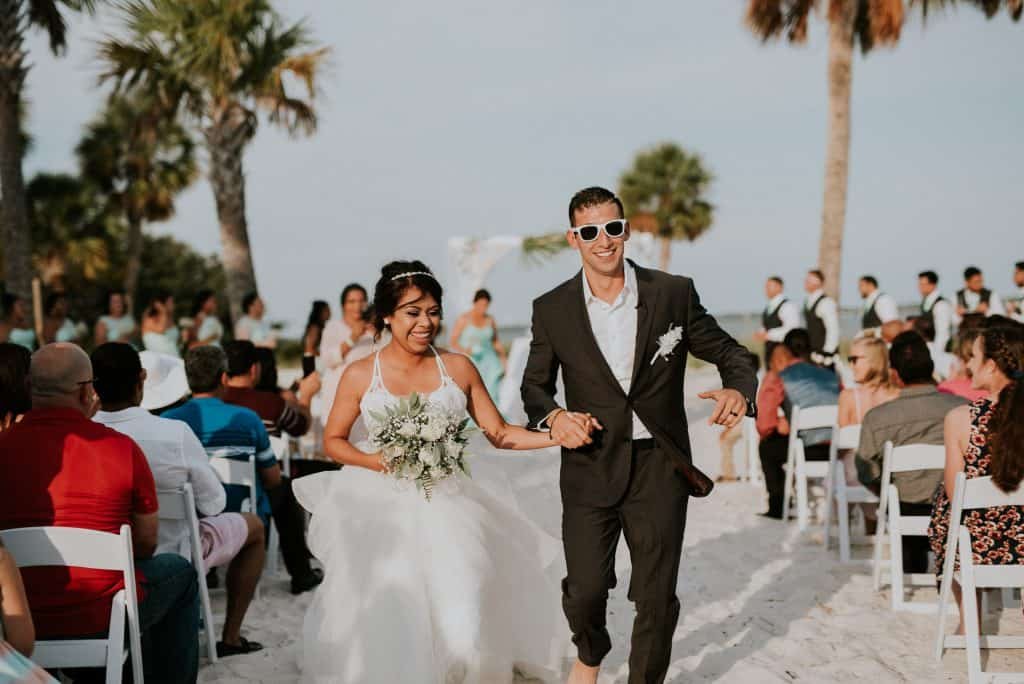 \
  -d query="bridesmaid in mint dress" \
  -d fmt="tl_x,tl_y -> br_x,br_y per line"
94,290 -> 137,347
451,289 -> 506,400
0,295 -> 35,351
